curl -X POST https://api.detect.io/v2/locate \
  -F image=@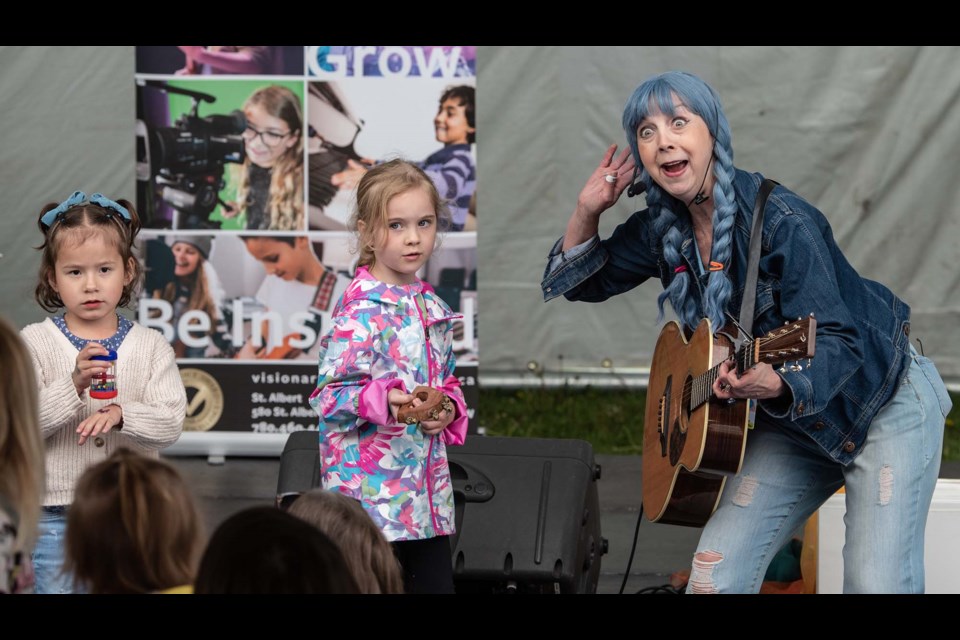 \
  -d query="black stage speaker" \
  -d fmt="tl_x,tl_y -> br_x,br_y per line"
448,436 -> 605,594
276,432 -> 607,593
